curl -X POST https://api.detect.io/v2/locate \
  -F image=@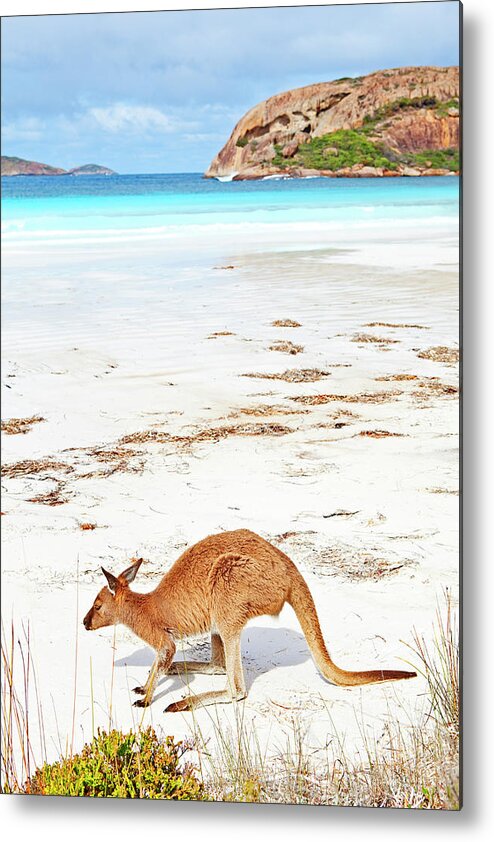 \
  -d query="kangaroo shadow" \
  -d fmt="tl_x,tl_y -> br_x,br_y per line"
115,625 -> 311,701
